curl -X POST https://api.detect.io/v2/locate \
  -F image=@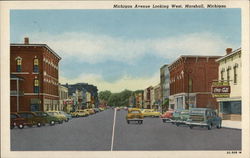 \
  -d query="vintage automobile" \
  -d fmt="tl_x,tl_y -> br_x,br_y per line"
126,108 -> 144,124
160,110 -> 174,123
58,111 -> 72,120
17,111 -> 47,127
71,110 -> 89,117
174,110 -> 190,126
185,108 -> 222,130
34,111 -> 61,125
10,112 -> 30,129
86,109 -> 95,114
47,111 -> 67,123
142,109 -> 161,117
